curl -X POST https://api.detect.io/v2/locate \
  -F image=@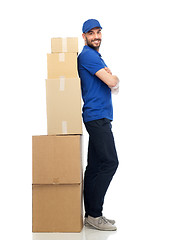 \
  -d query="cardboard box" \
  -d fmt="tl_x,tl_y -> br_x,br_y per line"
46,78 -> 82,135
32,135 -> 82,184
51,37 -> 78,53
47,53 -> 78,79
32,183 -> 83,232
